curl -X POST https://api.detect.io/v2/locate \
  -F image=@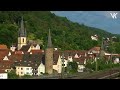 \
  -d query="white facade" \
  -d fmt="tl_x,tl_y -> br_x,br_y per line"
77,65 -> 85,72
28,44 -> 41,52
114,58 -> 119,64
16,66 -> 33,76
68,56 -> 73,62
37,63 -> 45,75
10,45 -> 16,52
53,55 -> 62,73
8,52 -> 11,56
53,55 -> 68,73
0,73 -> 8,79
91,35 -> 98,41
35,44 -> 40,50
74,53 -> 79,58
18,37 -> 27,50
3,56 -> 9,61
